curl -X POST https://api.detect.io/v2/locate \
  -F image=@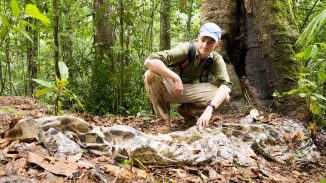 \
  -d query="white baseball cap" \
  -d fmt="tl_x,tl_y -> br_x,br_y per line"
199,22 -> 222,41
